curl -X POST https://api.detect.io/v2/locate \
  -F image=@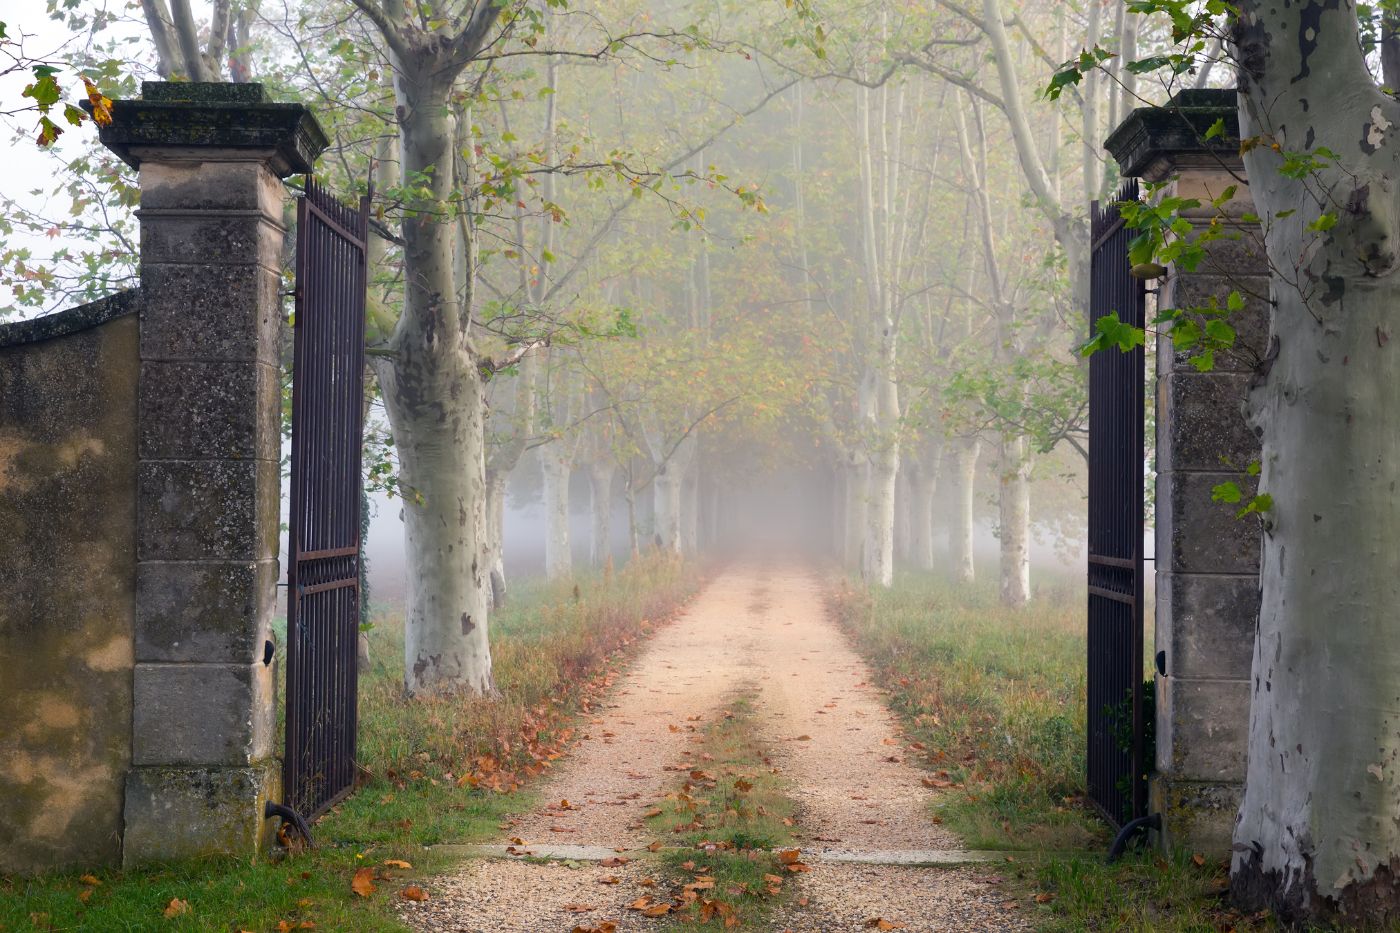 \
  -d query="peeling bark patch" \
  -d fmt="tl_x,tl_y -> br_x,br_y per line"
1364,106 -> 1394,153
460,613 -> 474,635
